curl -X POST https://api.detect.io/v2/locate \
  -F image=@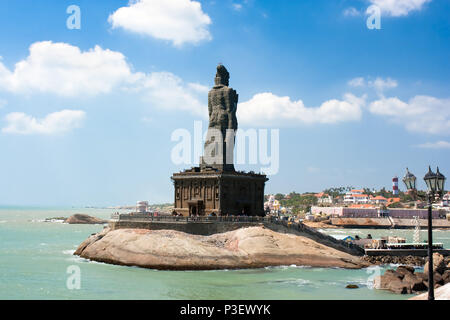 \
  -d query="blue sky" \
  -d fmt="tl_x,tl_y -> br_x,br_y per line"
0,0 -> 448,206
